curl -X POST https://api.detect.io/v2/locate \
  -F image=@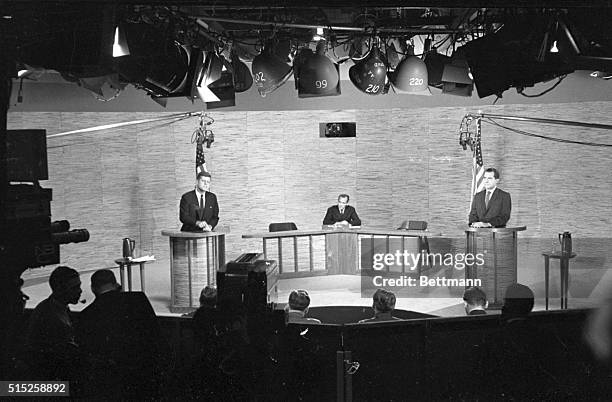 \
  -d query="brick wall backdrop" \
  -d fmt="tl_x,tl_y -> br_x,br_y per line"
8,101 -> 612,299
